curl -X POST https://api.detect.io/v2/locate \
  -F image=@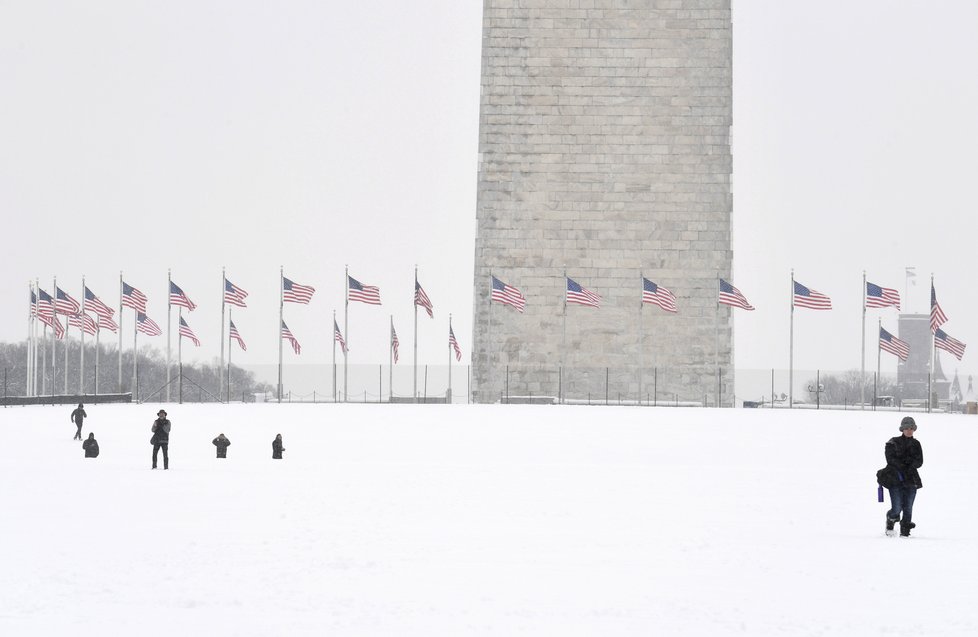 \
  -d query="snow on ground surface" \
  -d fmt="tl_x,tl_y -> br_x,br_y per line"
2,403 -> 978,636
